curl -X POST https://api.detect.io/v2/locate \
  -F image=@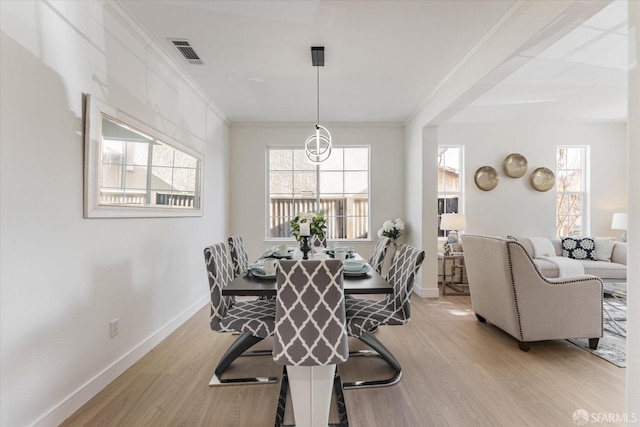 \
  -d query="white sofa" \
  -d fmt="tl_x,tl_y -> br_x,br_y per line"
516,237 -> 627,284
